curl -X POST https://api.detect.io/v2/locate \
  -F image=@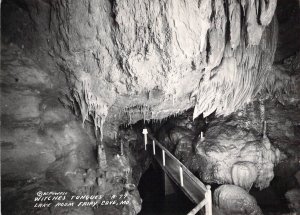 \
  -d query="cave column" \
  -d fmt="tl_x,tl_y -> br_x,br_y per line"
97,143 -> 107,169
